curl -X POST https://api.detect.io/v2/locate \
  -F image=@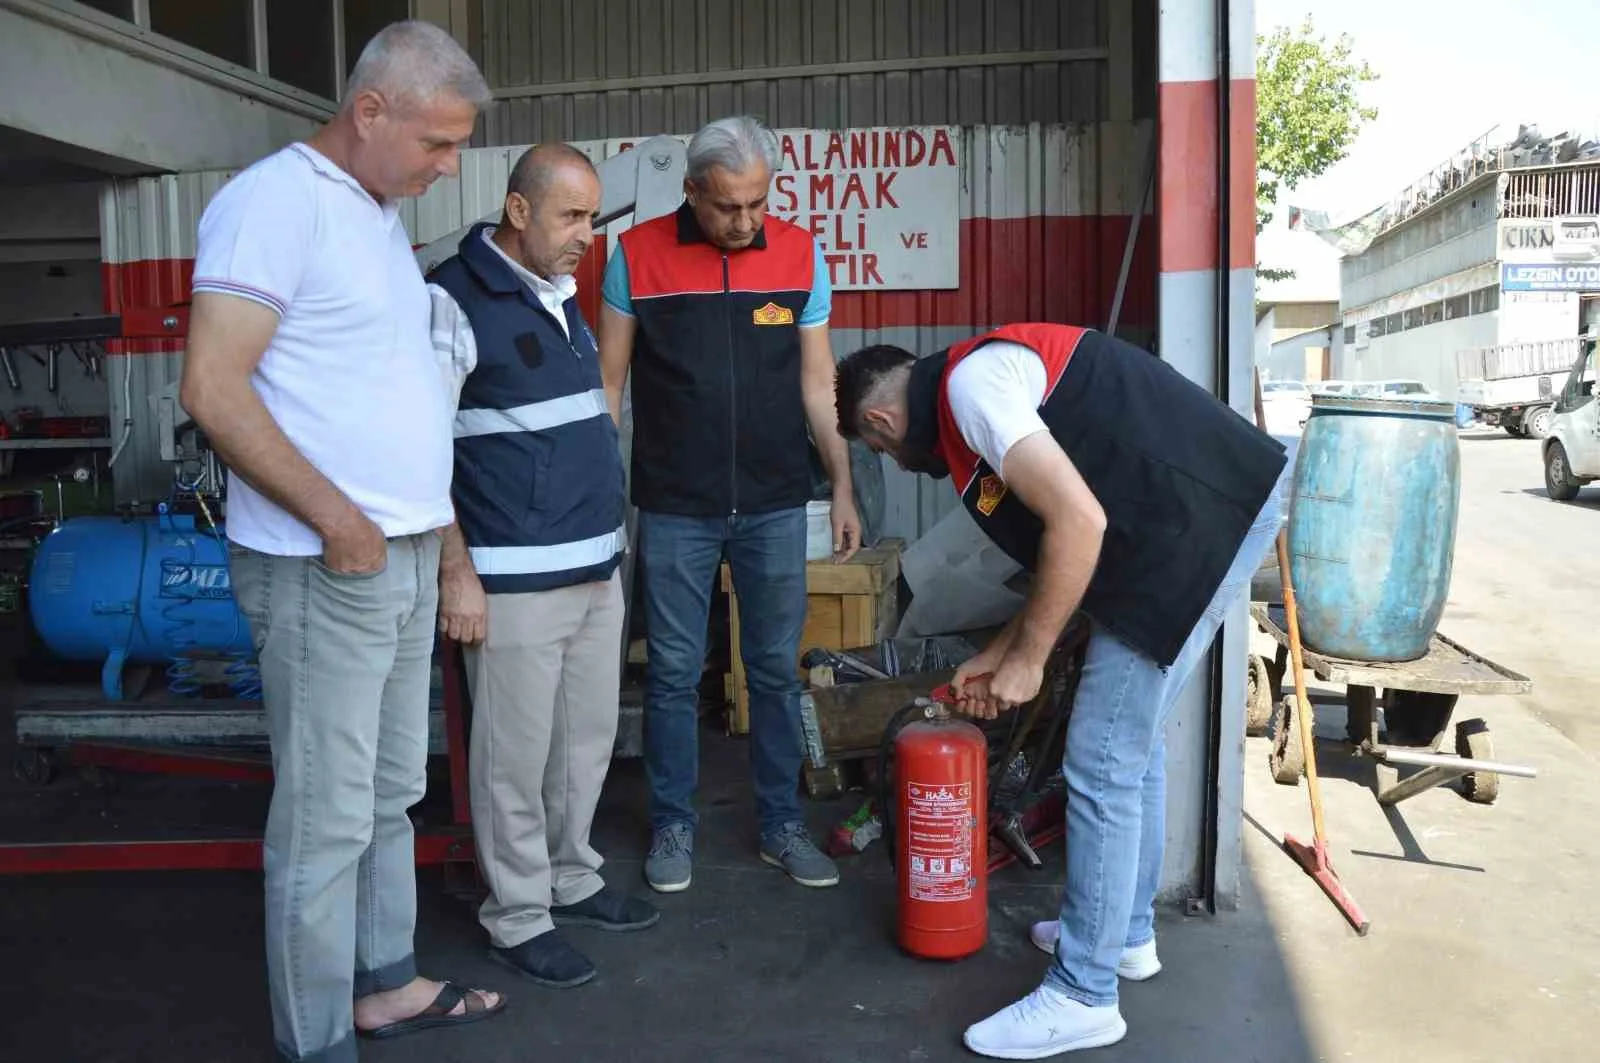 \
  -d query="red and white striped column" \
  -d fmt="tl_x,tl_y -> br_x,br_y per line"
1157,0 -> 1260,911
